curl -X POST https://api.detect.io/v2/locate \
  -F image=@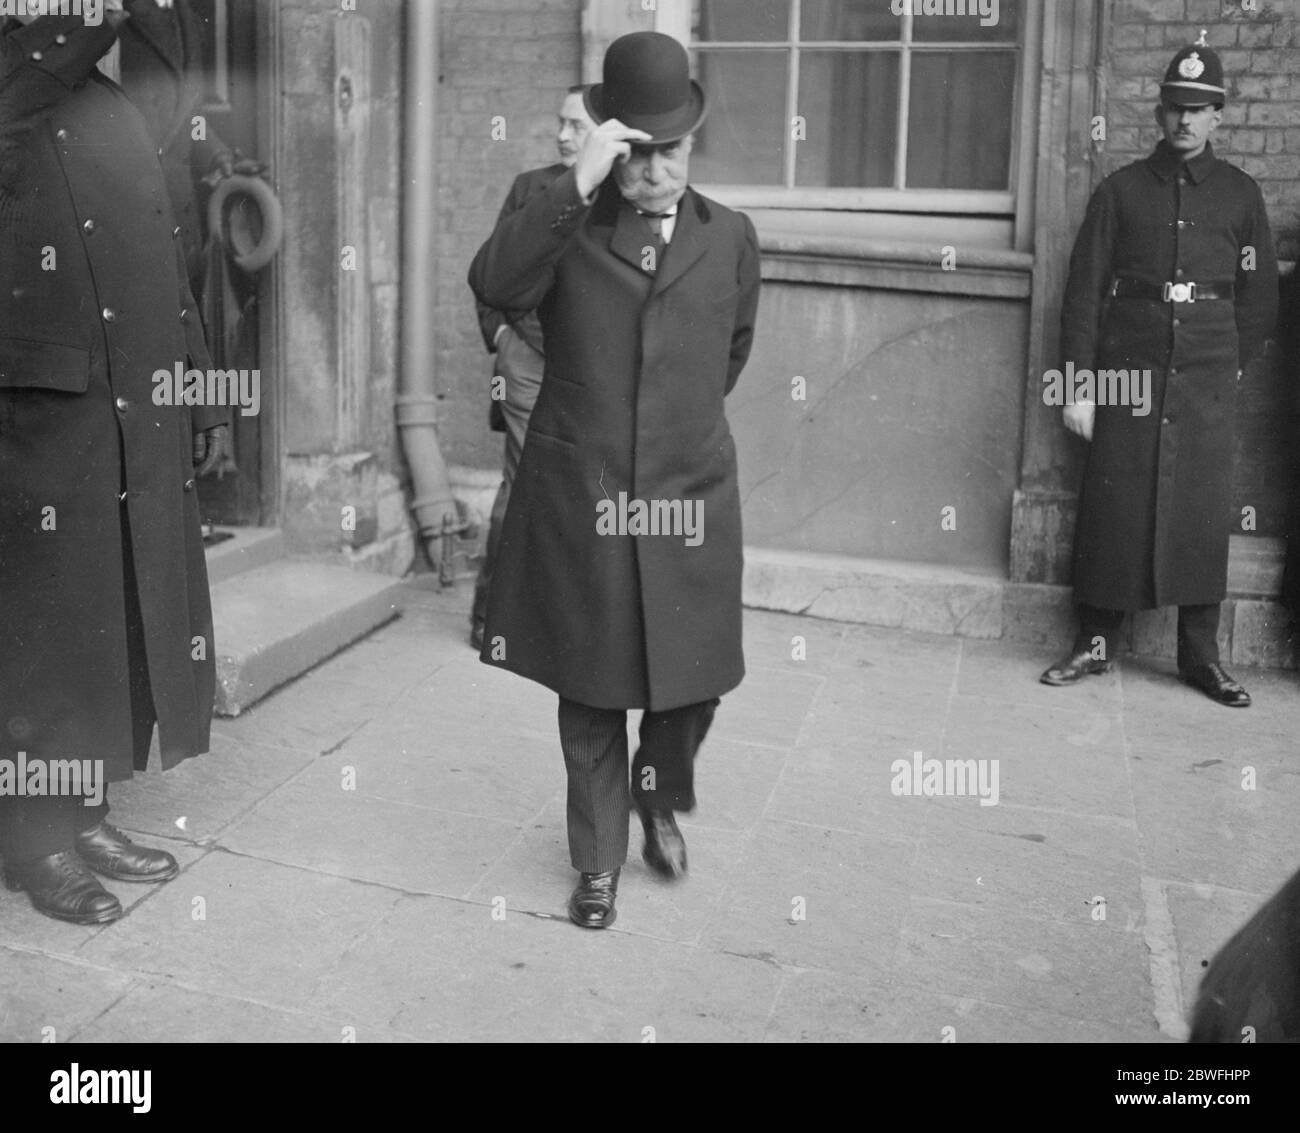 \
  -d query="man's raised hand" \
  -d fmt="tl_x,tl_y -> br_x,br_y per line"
574,119 -> 652,200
